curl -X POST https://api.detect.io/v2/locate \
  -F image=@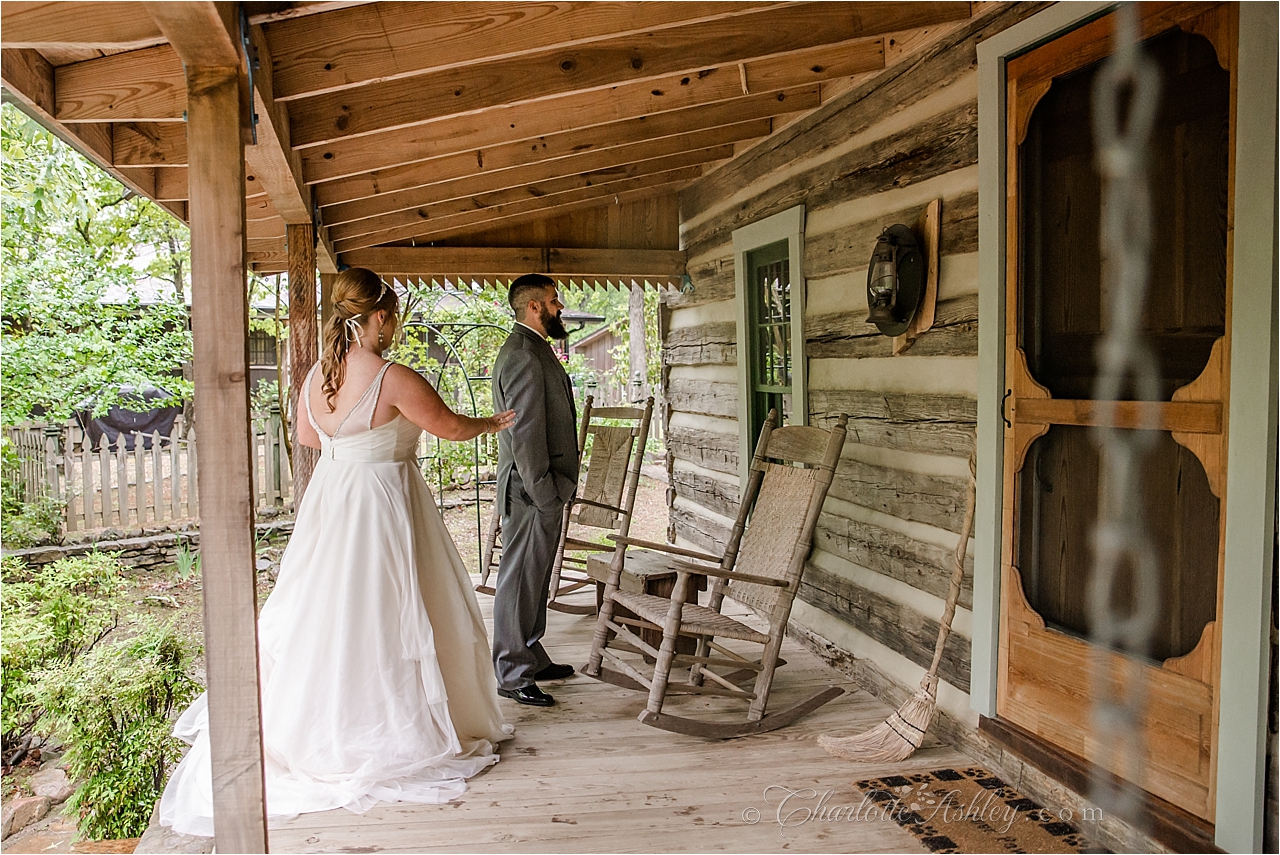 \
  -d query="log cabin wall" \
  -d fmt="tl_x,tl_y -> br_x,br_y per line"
665,3 -> 1042,730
